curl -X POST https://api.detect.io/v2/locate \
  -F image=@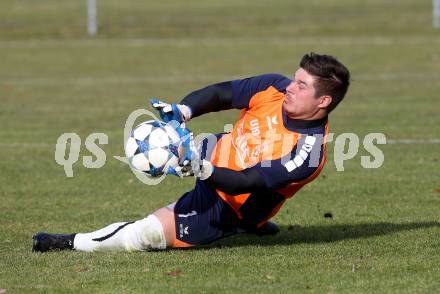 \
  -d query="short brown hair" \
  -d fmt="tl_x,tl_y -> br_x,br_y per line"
300,52 -> 350,113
